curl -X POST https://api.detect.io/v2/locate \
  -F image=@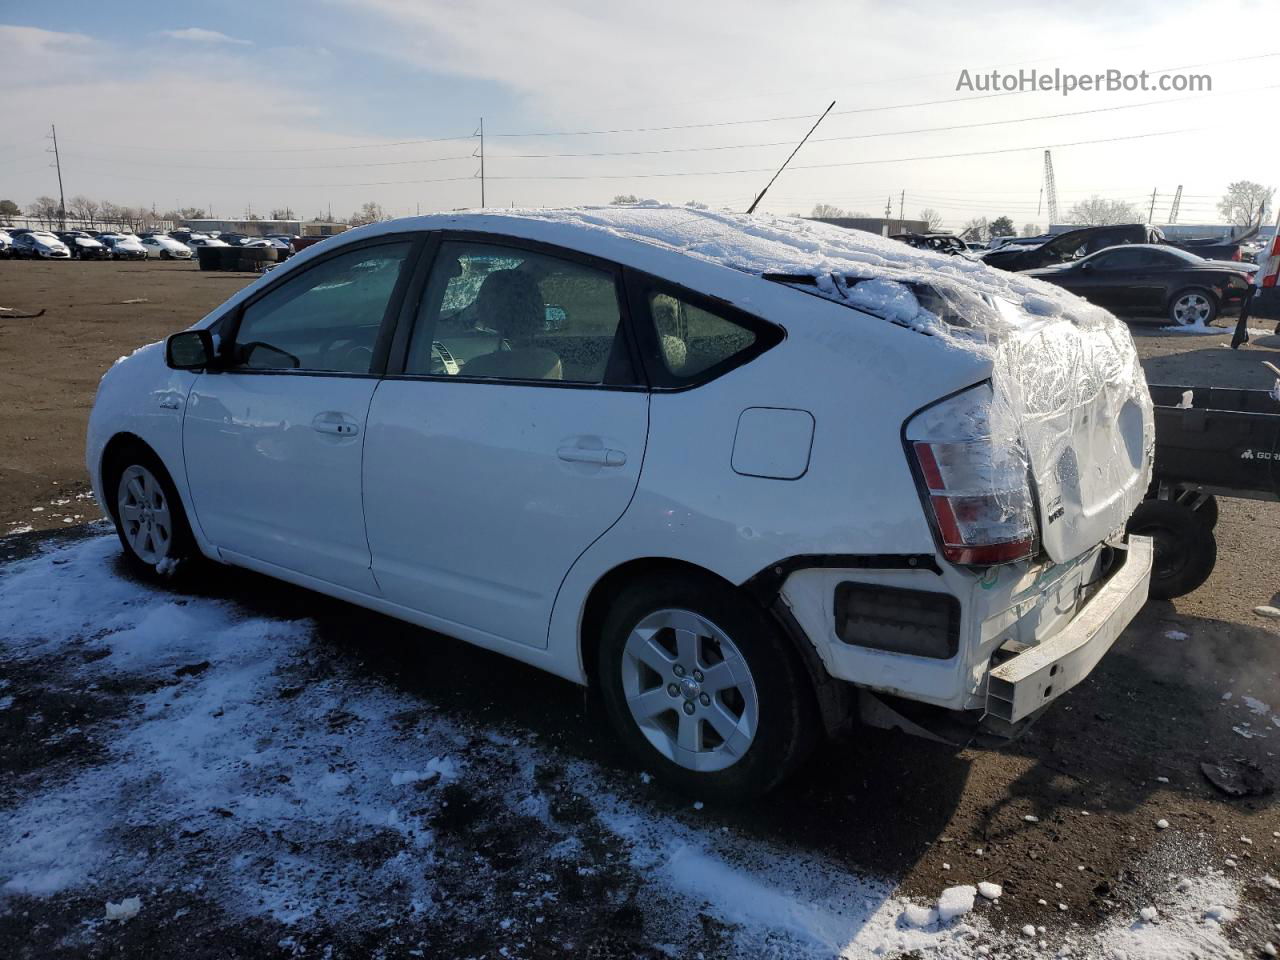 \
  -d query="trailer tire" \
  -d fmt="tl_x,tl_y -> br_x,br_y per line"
1127,499 -> 1216,599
